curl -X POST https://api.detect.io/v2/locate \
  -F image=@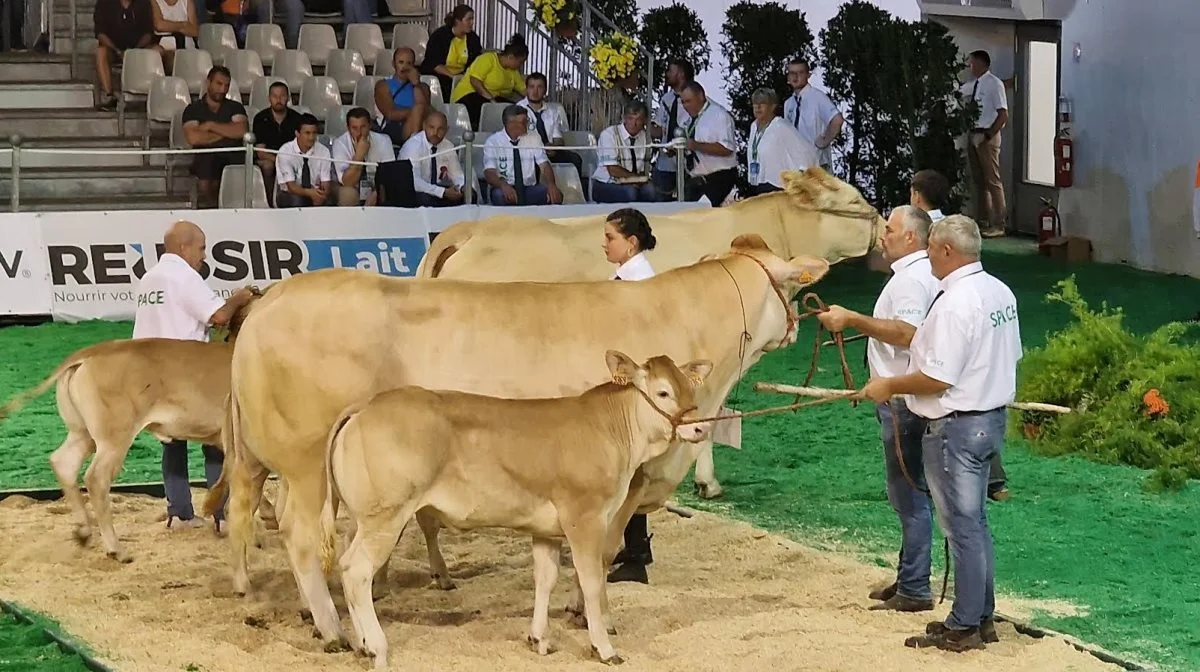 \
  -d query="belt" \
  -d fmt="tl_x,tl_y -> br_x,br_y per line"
942,407 -> 1004,419
970,127 -> 989,133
